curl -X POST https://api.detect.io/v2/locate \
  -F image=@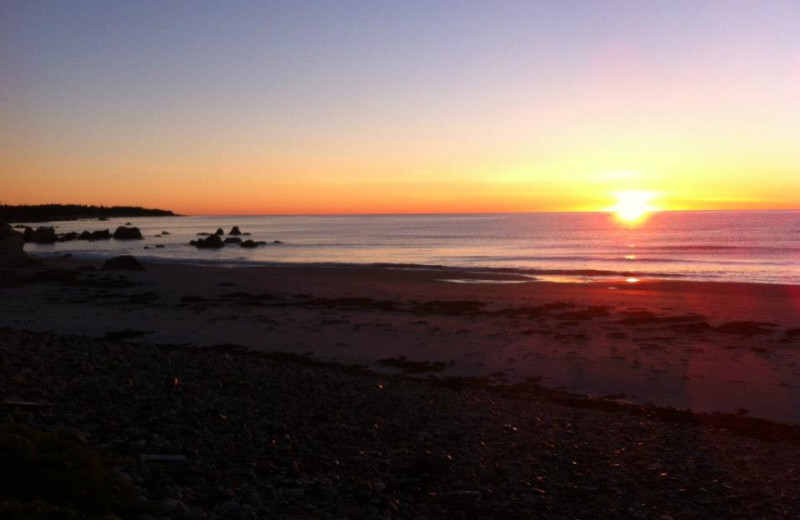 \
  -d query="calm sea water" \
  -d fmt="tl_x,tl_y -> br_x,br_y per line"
21,211 -> 800,285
